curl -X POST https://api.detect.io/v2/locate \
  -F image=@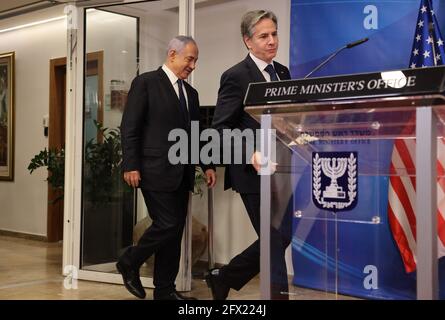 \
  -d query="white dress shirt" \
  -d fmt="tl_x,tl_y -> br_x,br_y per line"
249,52 -> 281,82
161,64 -> 189,109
